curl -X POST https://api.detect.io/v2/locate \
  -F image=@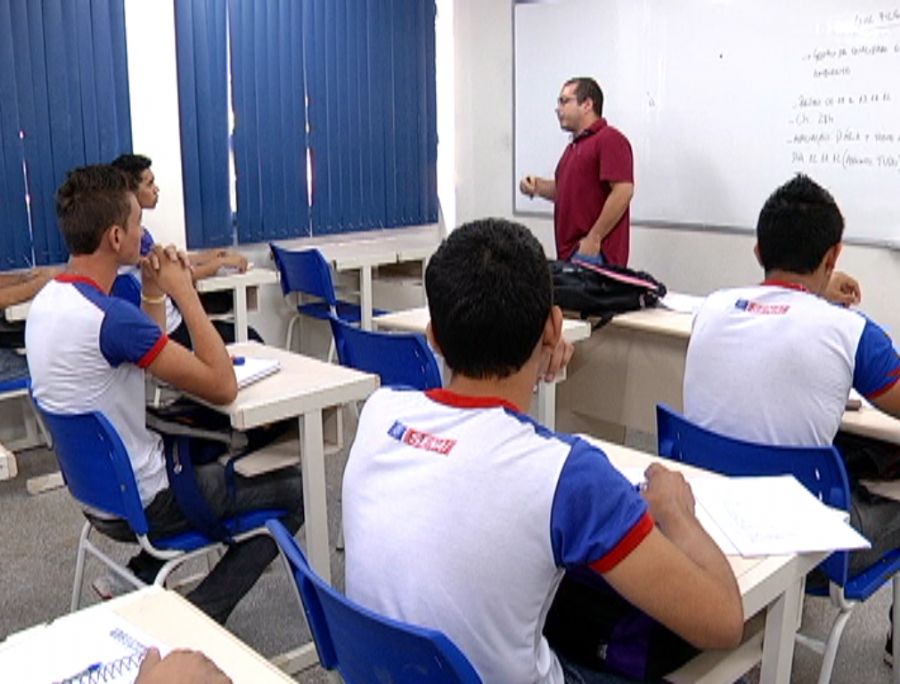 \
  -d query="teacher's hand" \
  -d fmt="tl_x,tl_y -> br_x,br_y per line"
519,175 -> 537,198
577,234 -> 602,257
